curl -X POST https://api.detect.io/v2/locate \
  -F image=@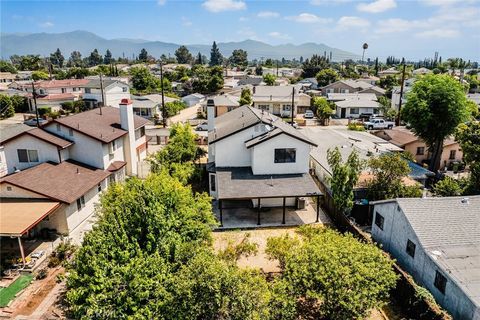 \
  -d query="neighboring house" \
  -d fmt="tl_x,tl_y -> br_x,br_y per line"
373,127 -> 463,170
238,76 -> 264,86
302,126 -> 426,197
131,94 -> 178,119
327,92 -> 377,102
412,67 -> 432,76
378,67 -> 400,77
182,93 -> 205,107
204,94 -> 240,130
334,98 -> 381,118
358,75 -> 380,86
298,78 -> 319,90
0,72 -> 16,90
371,196 -> 480,320
207,106 -> 322,225
81,79 -> 130,109
0,123 -> 32,177
321,80 -> 385,98
251,85 -> 310,117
